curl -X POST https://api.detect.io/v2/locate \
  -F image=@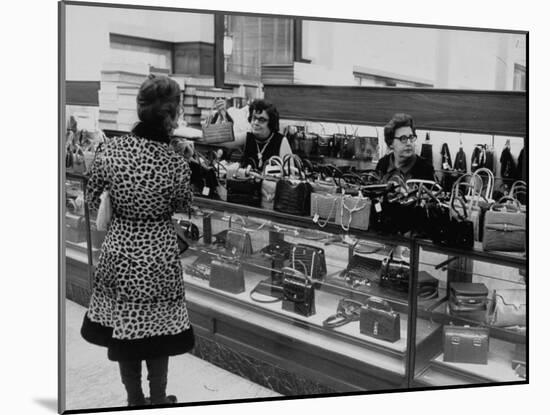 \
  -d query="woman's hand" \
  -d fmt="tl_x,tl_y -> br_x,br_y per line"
213,98 -> 227,115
